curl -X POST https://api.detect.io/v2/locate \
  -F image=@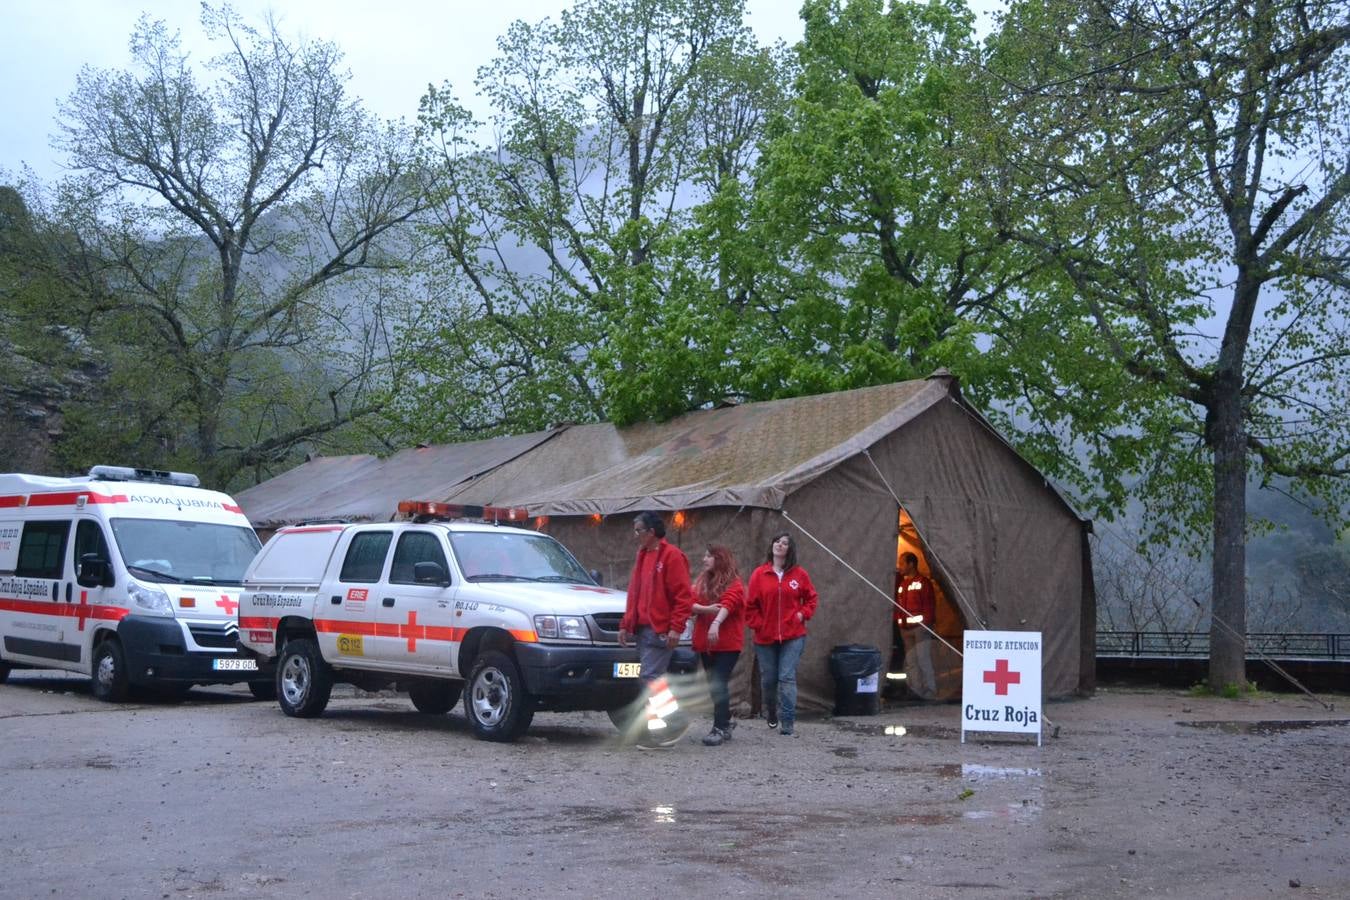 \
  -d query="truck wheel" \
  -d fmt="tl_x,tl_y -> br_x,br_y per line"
465,650 -> 534,742
409,681 -> 461,714
91,639 -> 130,702
277,638 -> 332,718
247,679 -> 276,702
